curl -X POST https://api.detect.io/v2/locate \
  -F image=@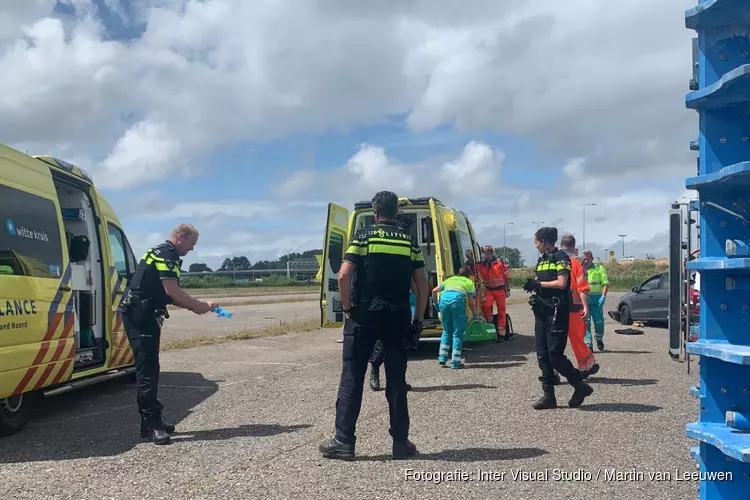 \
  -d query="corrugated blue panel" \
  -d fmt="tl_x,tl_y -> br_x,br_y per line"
686,65 -> 750,109
686,339 -> 750,364
686,162 -> 750,189
687,423 -> 750,462
684,1 -> 750,496
685,0 -> 750,29
686,258 -> 750,271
